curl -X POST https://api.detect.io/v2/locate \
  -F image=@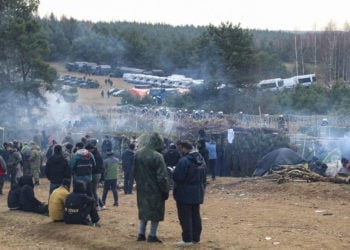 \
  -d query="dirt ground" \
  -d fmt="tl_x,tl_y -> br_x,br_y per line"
0,178 -> 349,249
0,64 -> 348,249
51,62 -> 132,111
